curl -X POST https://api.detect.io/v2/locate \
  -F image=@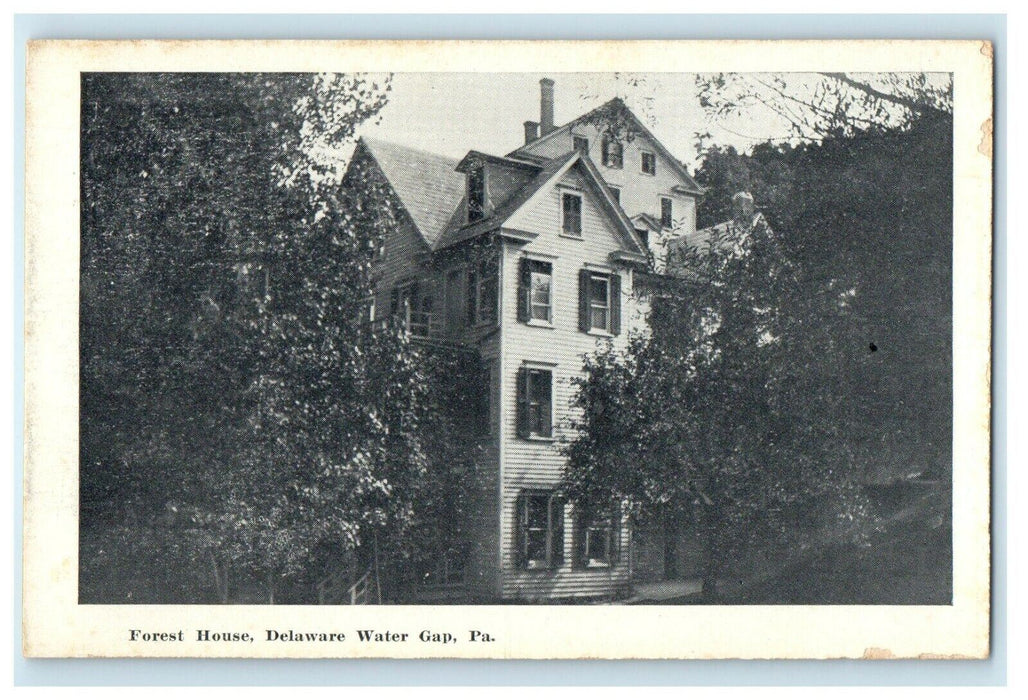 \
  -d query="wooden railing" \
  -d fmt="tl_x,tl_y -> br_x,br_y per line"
316,564 -> 381,605
348,566 -> 382,605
